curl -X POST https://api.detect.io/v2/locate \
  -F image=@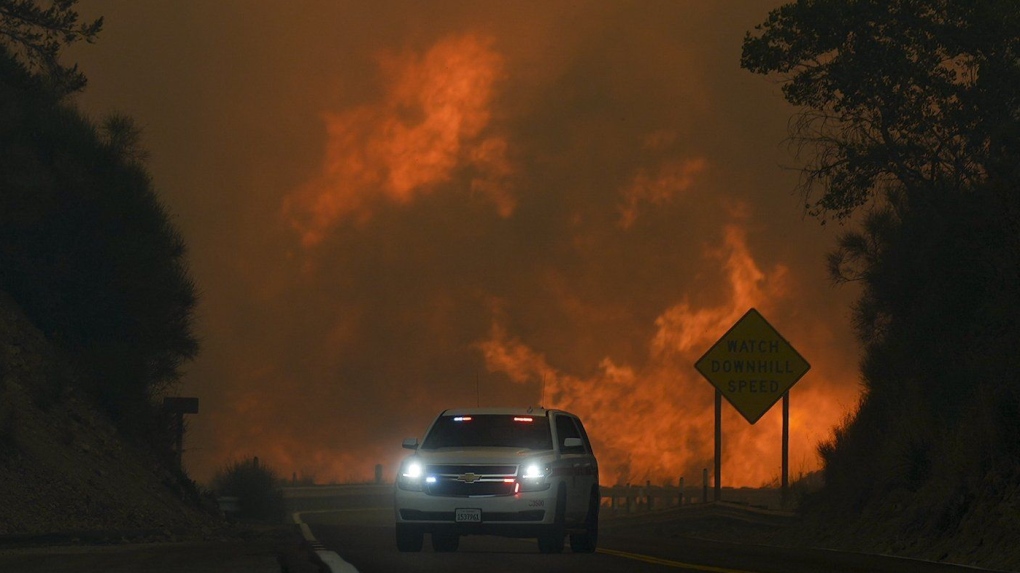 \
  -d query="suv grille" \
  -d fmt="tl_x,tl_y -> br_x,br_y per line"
424,464 -> 518,497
